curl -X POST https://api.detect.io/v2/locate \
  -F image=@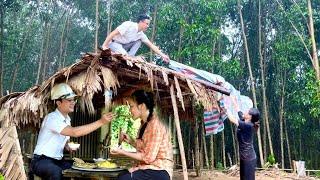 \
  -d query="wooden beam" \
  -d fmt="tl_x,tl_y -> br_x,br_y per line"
170,84 -> 188,180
